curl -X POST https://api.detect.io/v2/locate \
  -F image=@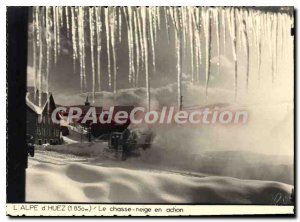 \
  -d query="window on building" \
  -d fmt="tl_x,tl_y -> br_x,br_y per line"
37,127 -> 41,135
